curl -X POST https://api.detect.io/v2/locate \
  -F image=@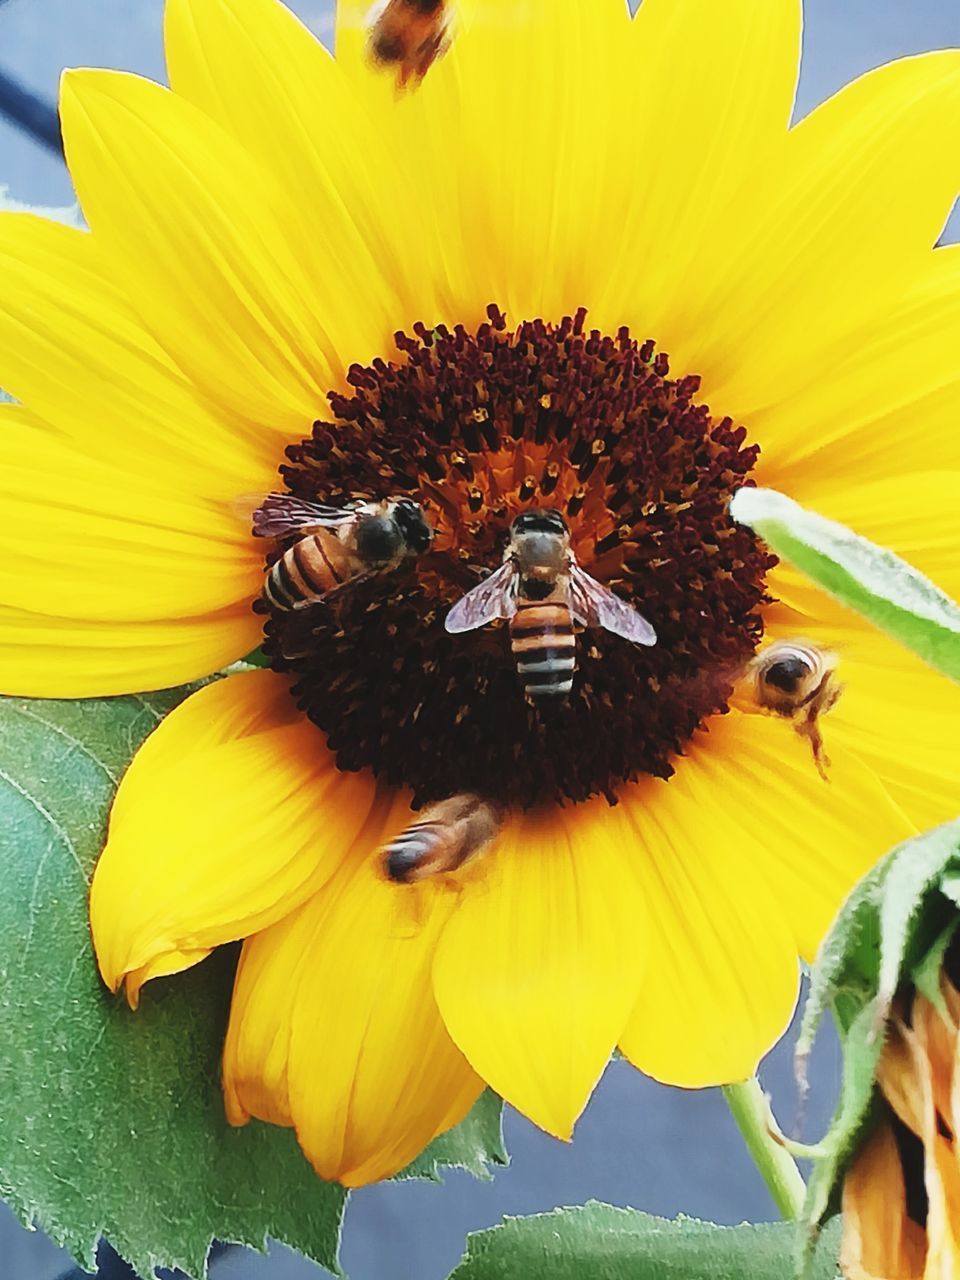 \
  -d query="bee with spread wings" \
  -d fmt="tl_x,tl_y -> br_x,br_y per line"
445,509 -> 656,704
